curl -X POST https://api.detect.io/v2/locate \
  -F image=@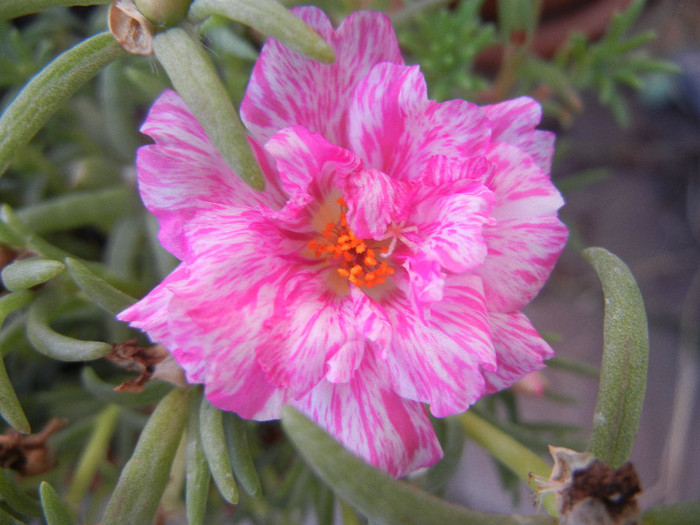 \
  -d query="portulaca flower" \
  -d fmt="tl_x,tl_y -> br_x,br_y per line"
118,7 -> 568,477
